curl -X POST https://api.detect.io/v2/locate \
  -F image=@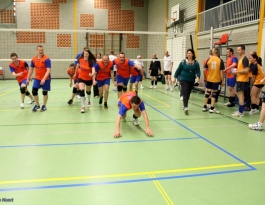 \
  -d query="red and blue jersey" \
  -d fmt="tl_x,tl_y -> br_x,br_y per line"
113,58 -> 134,78
9,60 -> 29,83
31,55 -> 51,80
95,61 -> 113,80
